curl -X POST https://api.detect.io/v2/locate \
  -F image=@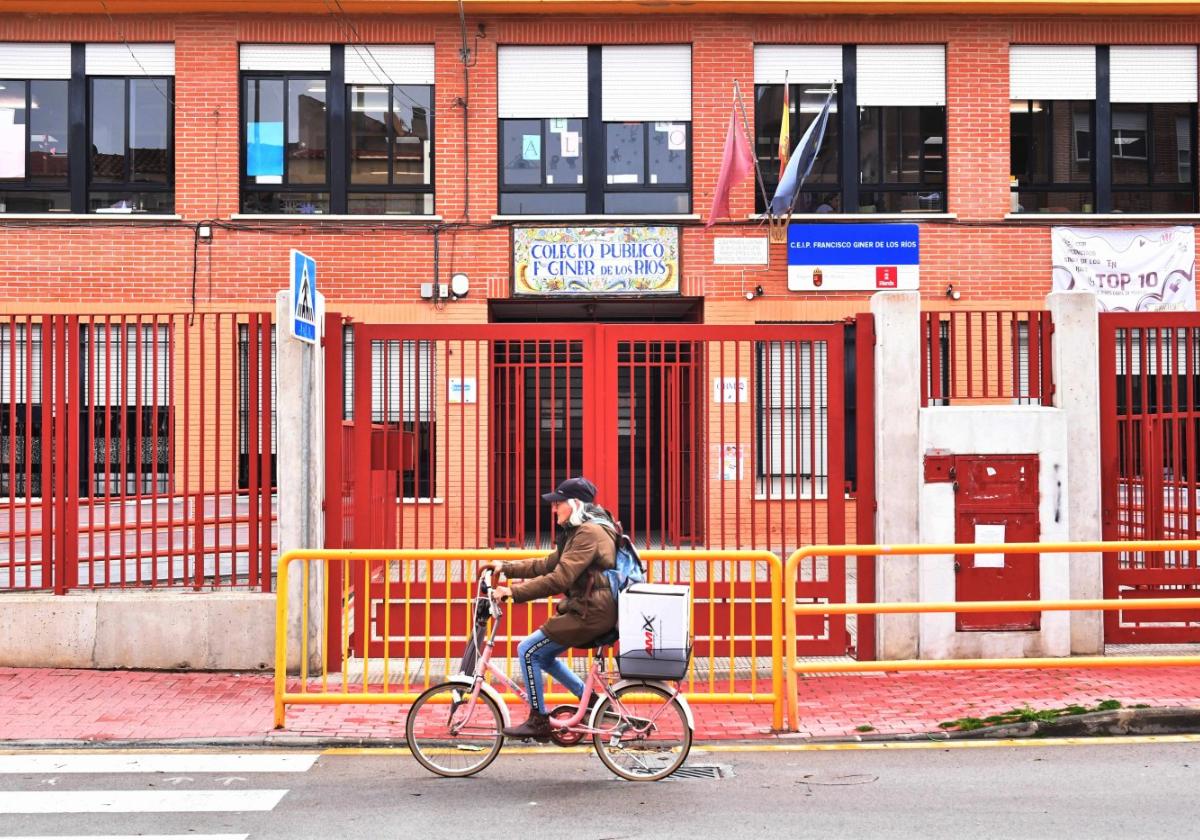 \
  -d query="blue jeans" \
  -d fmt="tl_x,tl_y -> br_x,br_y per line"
517,629 -> 585,715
